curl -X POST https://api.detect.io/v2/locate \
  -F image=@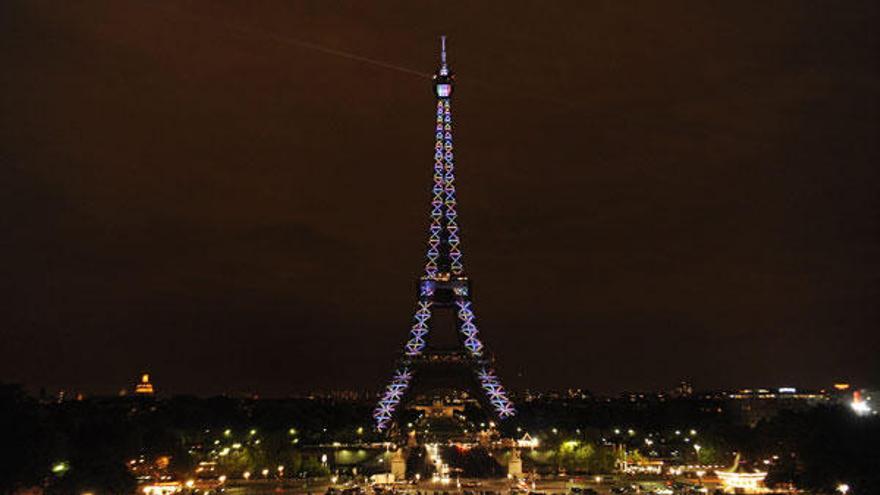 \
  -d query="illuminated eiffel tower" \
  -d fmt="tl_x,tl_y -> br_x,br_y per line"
373,37 -> 515,433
